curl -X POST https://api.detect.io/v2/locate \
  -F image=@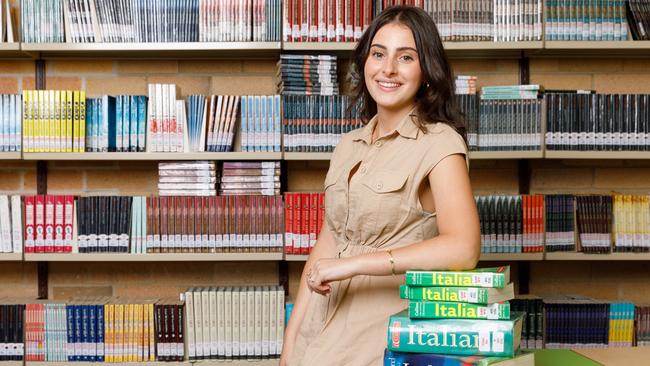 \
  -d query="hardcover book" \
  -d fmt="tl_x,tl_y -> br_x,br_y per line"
387,310 -> 523,357
409,301 -> 511,320
405,266 -> 510,288
400,283 -> 515,305
383,349 -> 534,366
